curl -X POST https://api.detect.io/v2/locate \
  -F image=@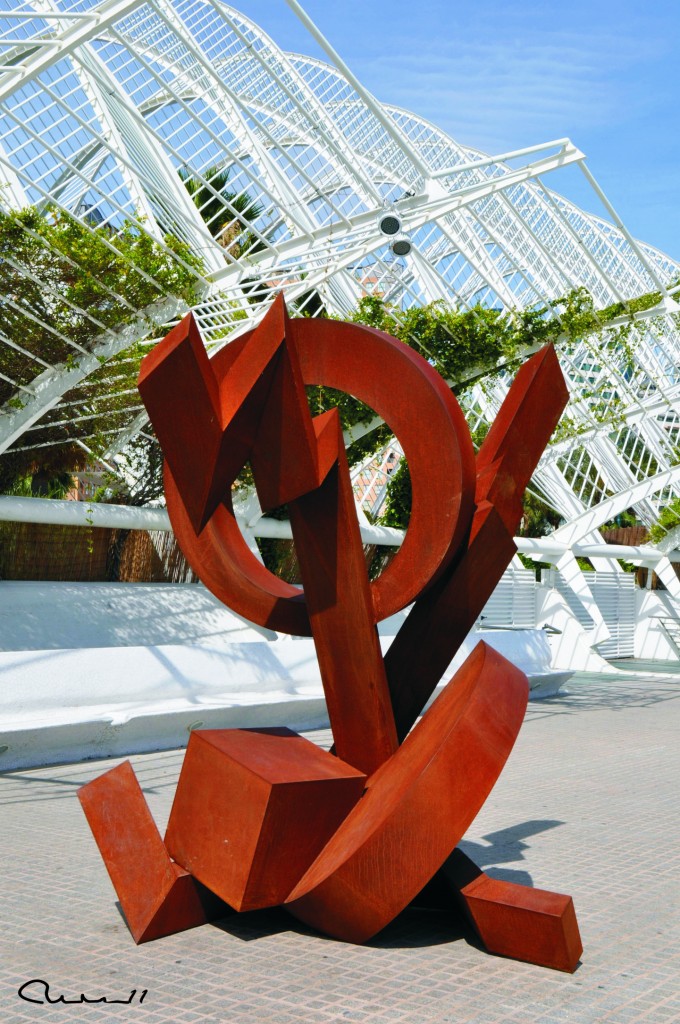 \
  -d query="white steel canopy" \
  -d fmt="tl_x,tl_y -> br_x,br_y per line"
0,0 -> 678,536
